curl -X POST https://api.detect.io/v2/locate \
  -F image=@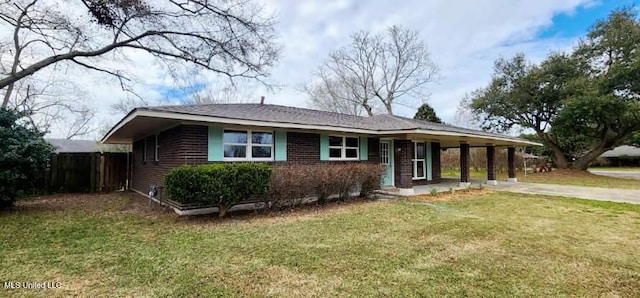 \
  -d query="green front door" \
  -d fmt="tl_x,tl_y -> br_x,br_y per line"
380,140 -> 394,187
